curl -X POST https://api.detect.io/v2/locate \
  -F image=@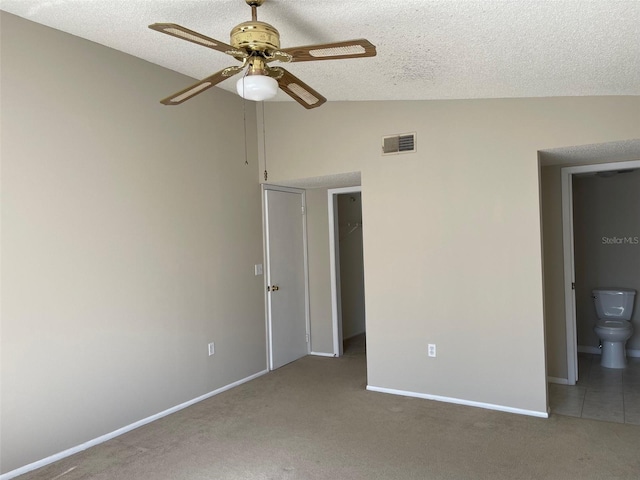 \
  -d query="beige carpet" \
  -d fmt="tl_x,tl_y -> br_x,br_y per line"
16,345 -> 640,479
